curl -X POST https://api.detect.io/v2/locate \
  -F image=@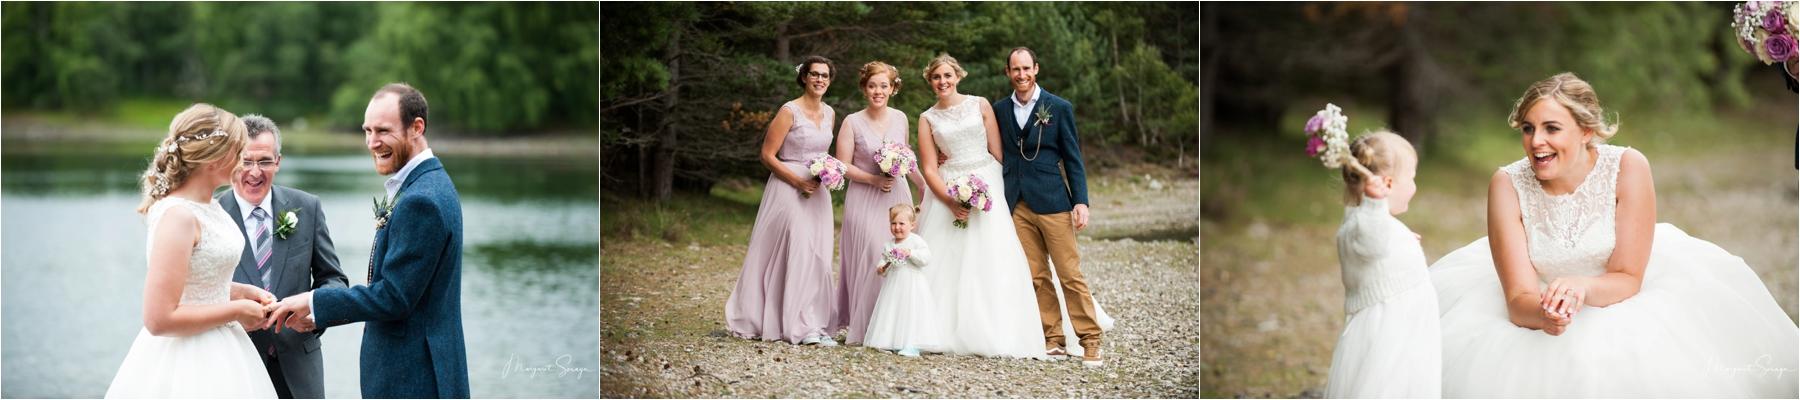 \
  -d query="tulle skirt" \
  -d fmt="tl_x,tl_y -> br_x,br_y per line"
105,322 -> 277,398
1326,282 -> 1442,398
862,264 -> 943,352
1431,224 -> 1798,398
